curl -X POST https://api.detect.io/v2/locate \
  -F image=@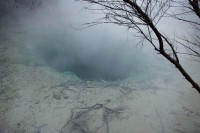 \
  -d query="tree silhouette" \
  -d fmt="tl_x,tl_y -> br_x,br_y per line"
81,0 -> 200,93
